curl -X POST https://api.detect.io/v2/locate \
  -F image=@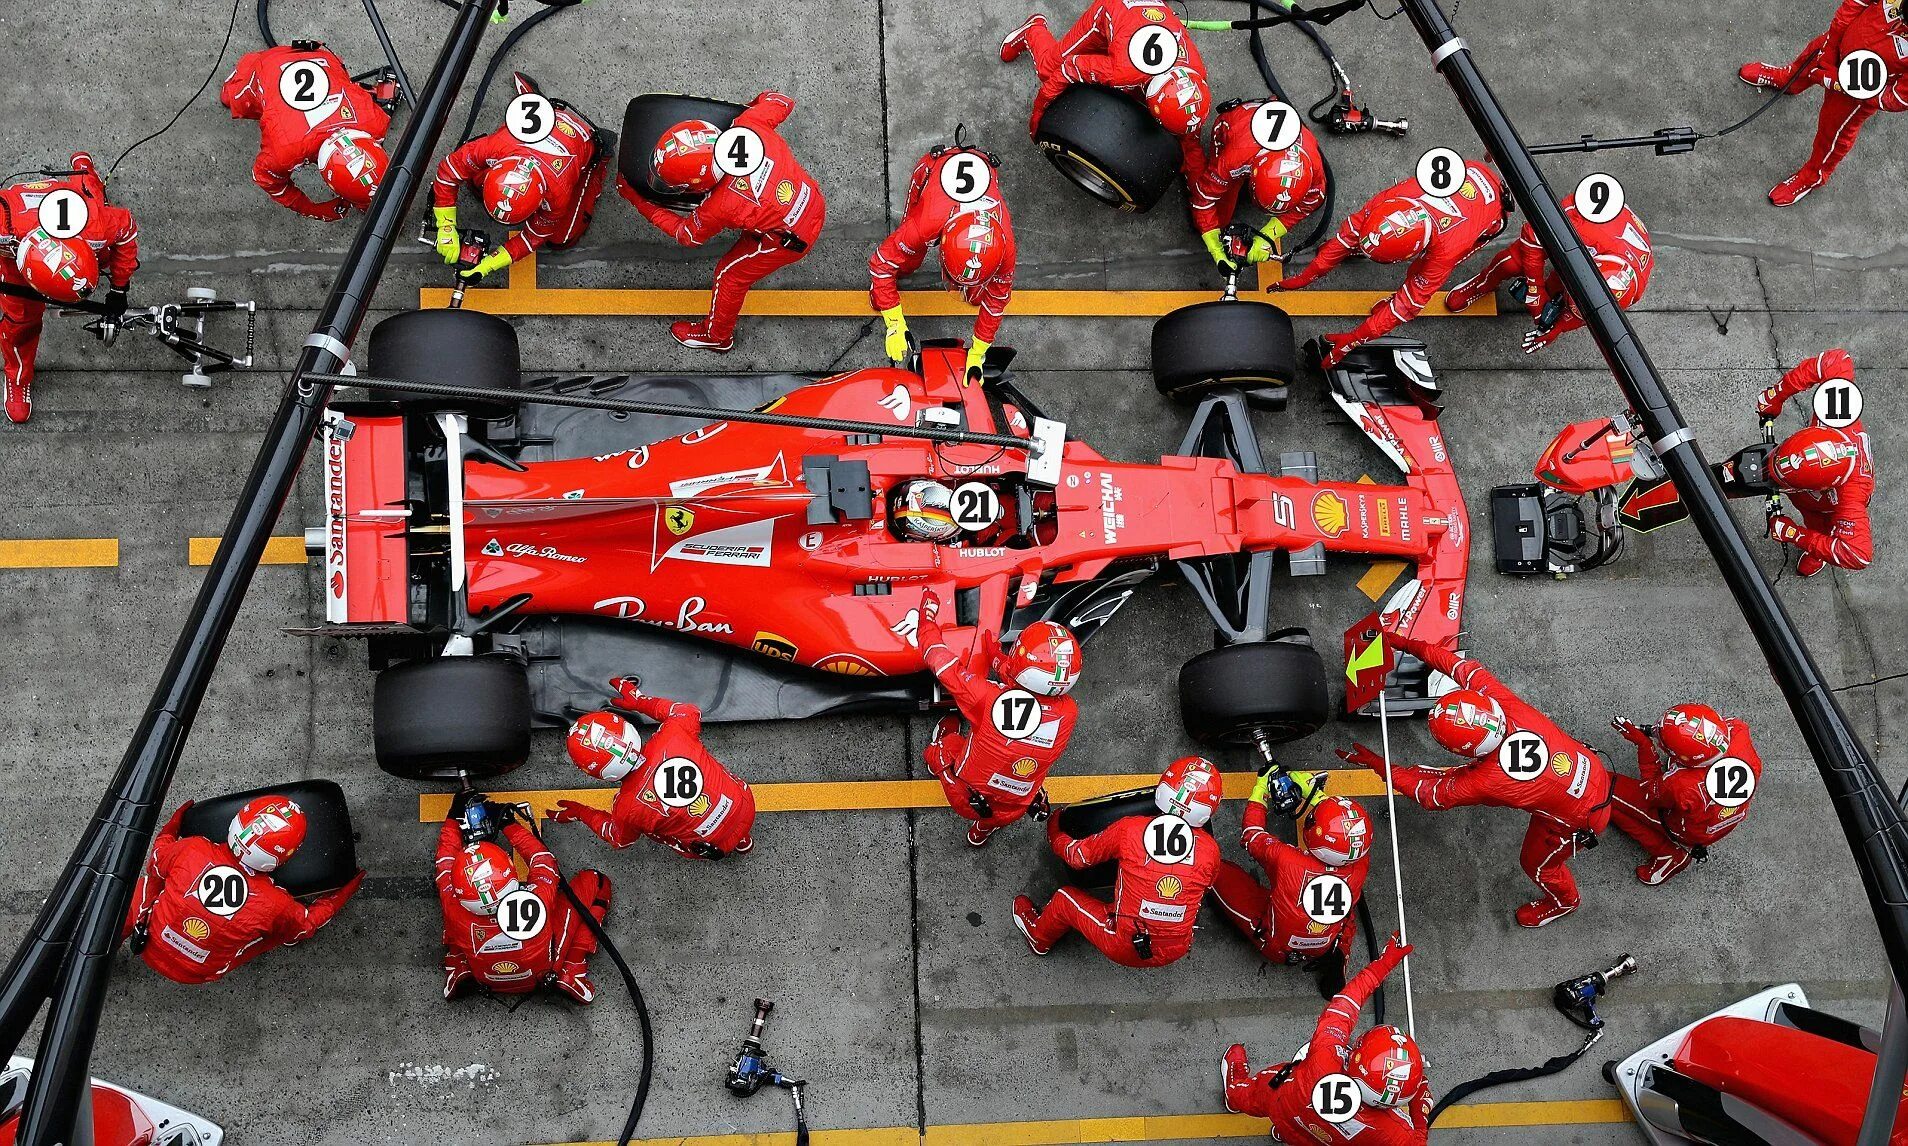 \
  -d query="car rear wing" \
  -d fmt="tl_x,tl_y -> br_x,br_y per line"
315,409 -> 413,625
